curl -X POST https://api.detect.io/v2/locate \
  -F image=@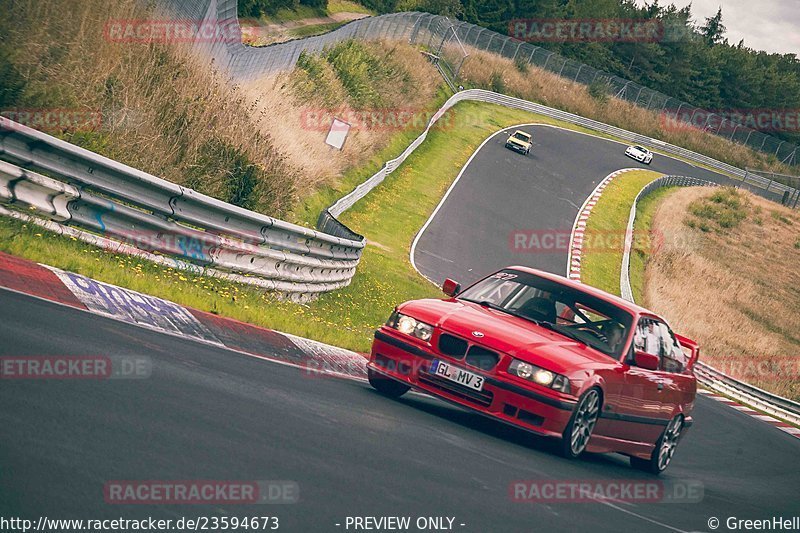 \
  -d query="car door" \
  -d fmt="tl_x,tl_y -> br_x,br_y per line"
611,318 -> 673,443
657,322 -> 696,415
